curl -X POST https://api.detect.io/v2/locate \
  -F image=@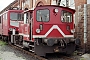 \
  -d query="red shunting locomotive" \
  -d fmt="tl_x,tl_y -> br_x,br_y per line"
0,5 -> 76,56
19,5 -> 75,56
